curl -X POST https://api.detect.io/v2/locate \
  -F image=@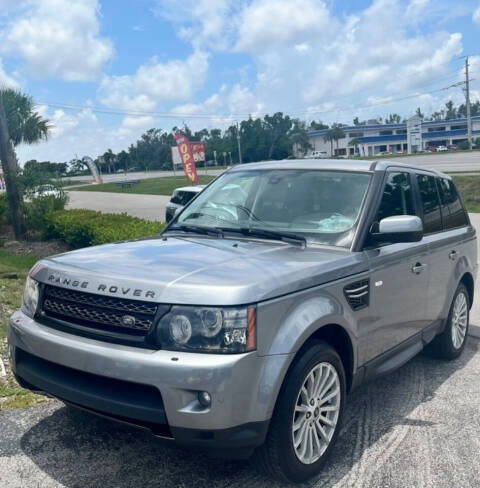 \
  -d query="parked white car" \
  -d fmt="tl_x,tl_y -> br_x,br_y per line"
437,145 -> 448,152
